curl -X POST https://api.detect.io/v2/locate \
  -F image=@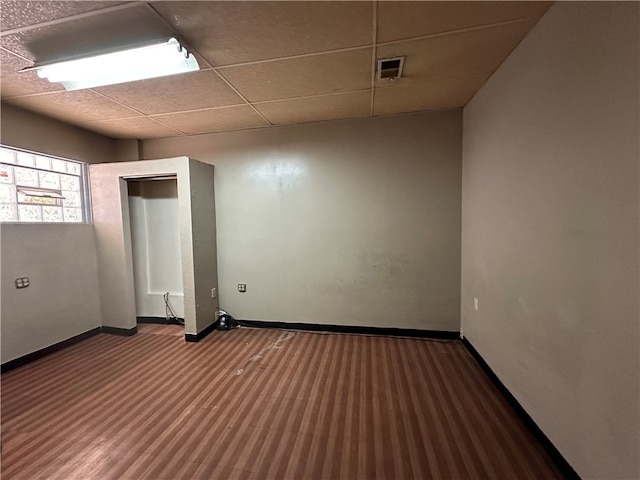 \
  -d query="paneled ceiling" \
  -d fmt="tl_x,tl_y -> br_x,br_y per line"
0,1 -> 551,140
